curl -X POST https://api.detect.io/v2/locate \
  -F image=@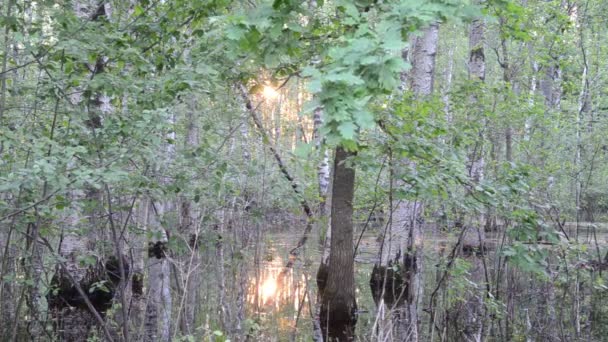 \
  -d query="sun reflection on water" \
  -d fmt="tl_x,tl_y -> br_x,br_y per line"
247,253 -> 310,316
262,85 -> 279,100
261,277 -> 278,305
